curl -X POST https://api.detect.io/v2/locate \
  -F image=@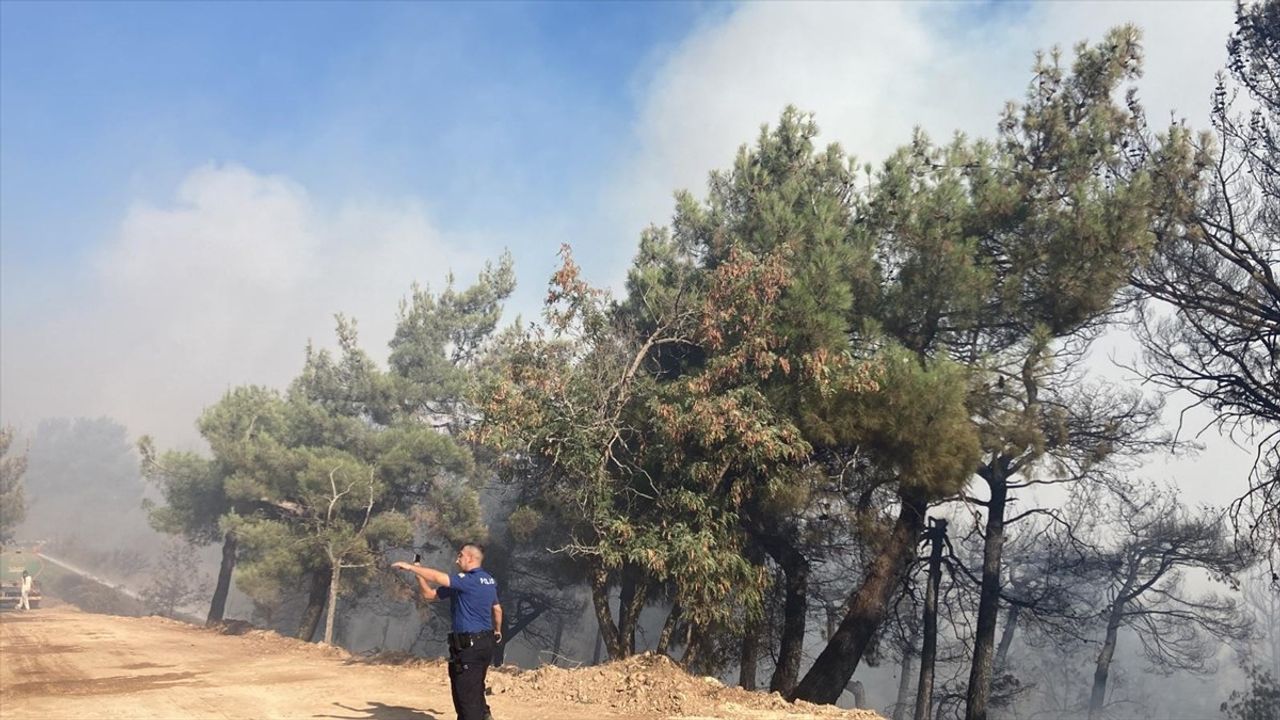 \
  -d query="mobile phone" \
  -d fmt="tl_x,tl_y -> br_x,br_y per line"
413,553 -> 422,564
